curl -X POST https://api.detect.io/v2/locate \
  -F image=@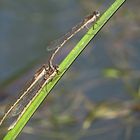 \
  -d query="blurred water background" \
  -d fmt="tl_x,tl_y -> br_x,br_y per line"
0,0 -> 140,140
